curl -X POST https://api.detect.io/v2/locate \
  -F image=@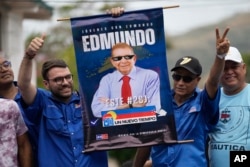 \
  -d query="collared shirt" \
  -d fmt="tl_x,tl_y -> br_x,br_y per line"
209,84 -> 250,167
0,98 -> 28,167
151,87 -> 220,167
91,66 -> 161,117
23,88 -> 108,167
